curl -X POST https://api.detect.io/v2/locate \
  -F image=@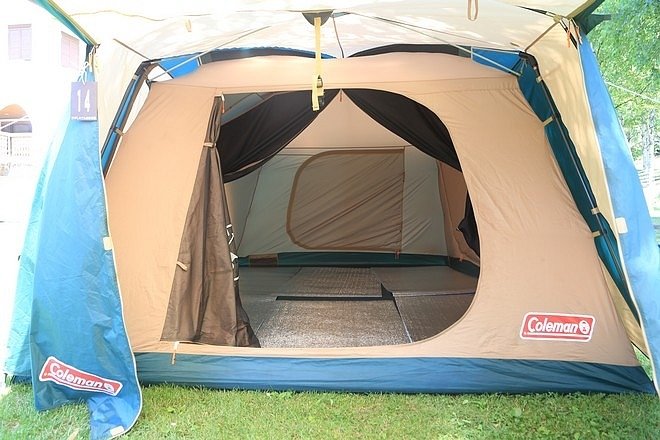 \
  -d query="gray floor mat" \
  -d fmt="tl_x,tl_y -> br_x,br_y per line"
239,267 -> 302,332
278,267 -> 382,297
257,300 -> 410,348
240,295 -> 276,333
395,294 -> 474,342
238,266 -> 301,297
373,266 -> 477,297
